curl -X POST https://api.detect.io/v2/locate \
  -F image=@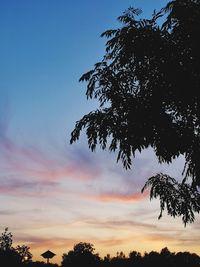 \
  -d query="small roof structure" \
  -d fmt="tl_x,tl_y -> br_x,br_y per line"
41,250 -> 56,263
